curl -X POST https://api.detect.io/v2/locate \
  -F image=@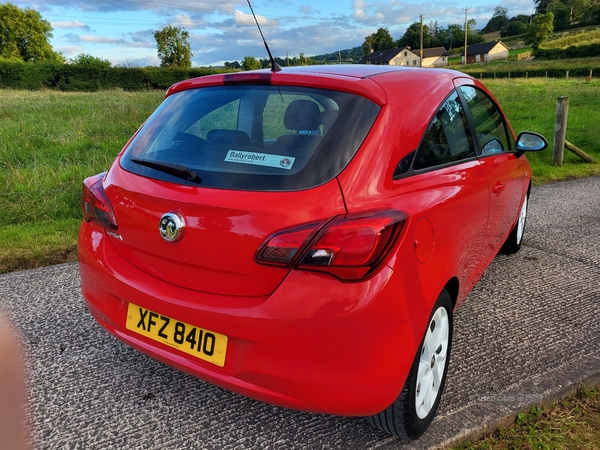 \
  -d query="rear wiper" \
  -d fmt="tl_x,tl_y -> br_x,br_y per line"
130,157 -> 201,183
